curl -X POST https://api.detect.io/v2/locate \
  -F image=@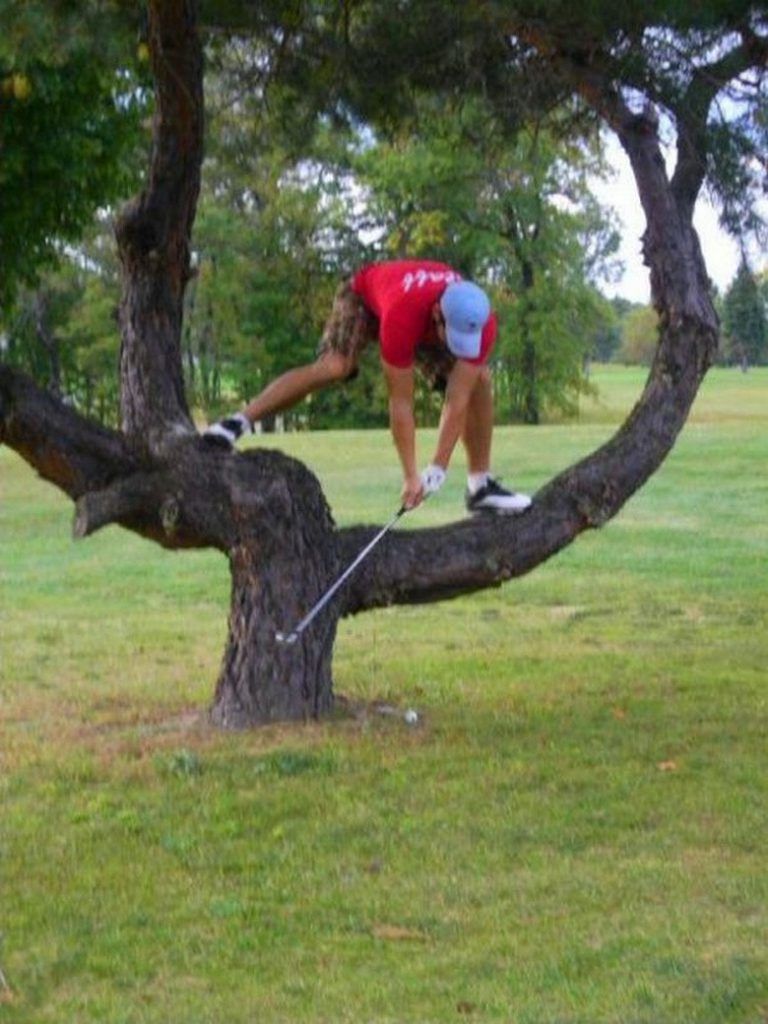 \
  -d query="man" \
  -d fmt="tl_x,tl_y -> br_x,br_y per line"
204,259 -> 532,514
